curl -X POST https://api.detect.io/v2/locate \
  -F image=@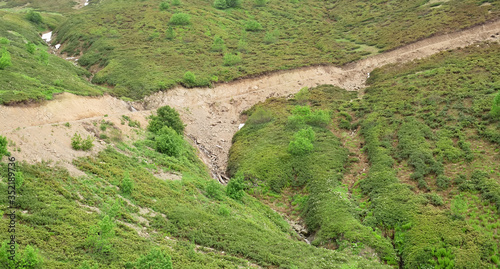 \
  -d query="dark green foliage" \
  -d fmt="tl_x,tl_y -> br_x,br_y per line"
423,193 -> 444,206
71,133 -> 94,151
435,175 -> 450,190
121,171 -> 134,195
168,13 -> 190,25
0,136 -> 9,159
245,107 -> 273,125
0,242 -> 43,269
87,215 -> 115,254
287,106 -> 331,129
165,26 -> 175,40
205,180 -> 225,201
135,248 -> 172,269
147,105 -> 185,135
154,126 -> 184,157
25,10 -> 42,24
182,71 -> 197,87
226,172 -> 246,200
288,127 -> 315,156
0,49 -> 12,70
